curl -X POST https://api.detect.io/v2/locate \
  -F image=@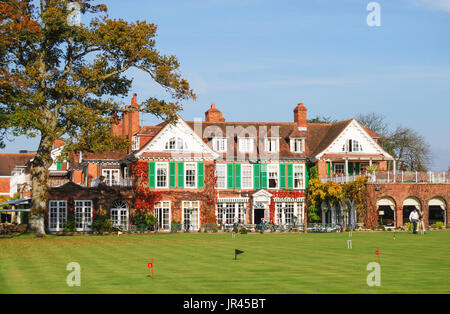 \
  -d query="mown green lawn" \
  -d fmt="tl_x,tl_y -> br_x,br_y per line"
0,230 -> 449,294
